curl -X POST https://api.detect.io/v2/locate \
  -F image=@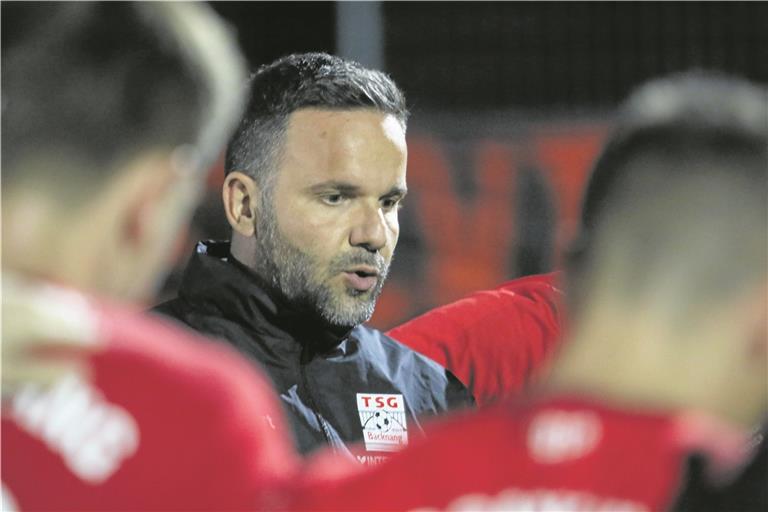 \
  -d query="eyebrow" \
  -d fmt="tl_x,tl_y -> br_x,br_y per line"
382,186 -> 408,199
307,181 -> 408,198
307,181 -> 362,195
